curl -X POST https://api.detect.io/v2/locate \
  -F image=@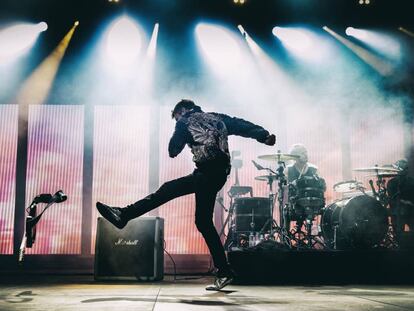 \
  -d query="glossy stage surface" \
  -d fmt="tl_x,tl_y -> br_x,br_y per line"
1,275 -> 414,311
